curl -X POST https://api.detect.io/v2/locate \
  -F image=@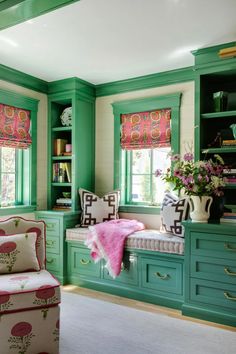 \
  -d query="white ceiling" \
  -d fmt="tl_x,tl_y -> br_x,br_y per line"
0,0 -> 236,85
